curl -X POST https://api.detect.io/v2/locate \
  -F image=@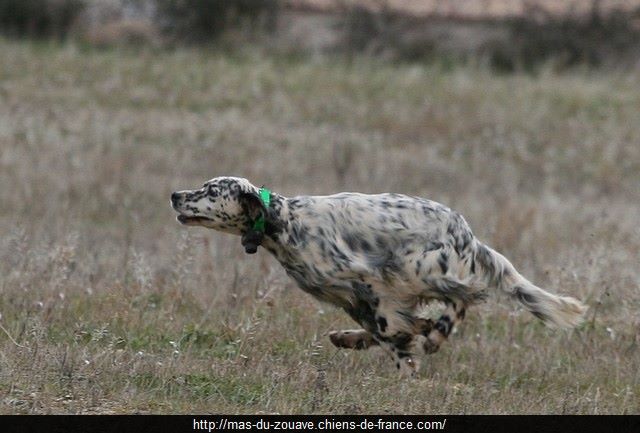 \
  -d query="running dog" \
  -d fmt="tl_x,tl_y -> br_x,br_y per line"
171,176 -> 586,376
